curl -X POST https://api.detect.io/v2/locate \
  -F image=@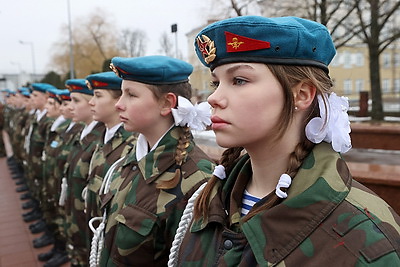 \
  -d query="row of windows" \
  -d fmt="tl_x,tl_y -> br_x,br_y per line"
331,51 -> 400,68
341,79 -> 400,94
